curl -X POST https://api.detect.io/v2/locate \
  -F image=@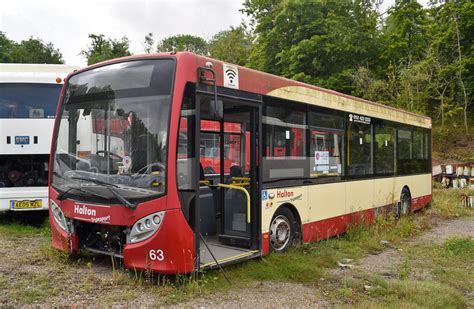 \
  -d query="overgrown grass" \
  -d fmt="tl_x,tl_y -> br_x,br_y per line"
346,279 -> 467,308
443,236 -> 474,258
